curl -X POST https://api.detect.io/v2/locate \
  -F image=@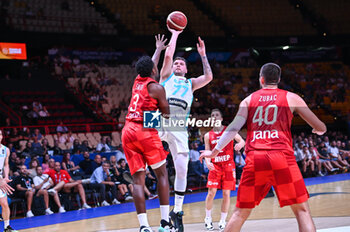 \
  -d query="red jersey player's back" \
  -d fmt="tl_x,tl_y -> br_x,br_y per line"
125,75 -> 158,123
245,88 -> 294,154
208,126 -> 234,164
